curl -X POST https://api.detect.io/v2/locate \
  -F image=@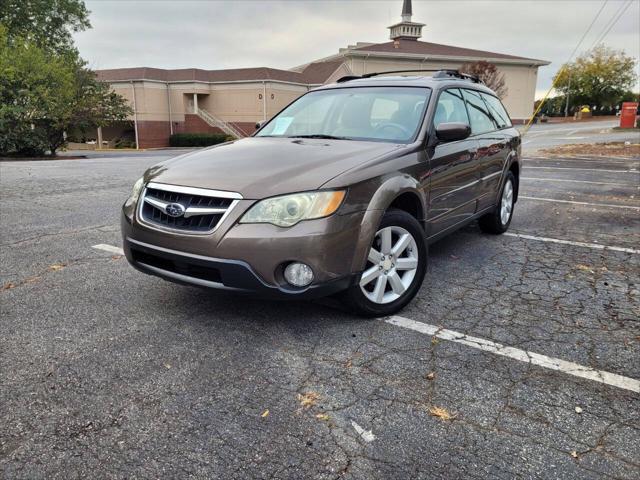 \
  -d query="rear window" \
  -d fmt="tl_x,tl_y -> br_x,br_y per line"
462,89 -> 496,135
481,93 -> 512,129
